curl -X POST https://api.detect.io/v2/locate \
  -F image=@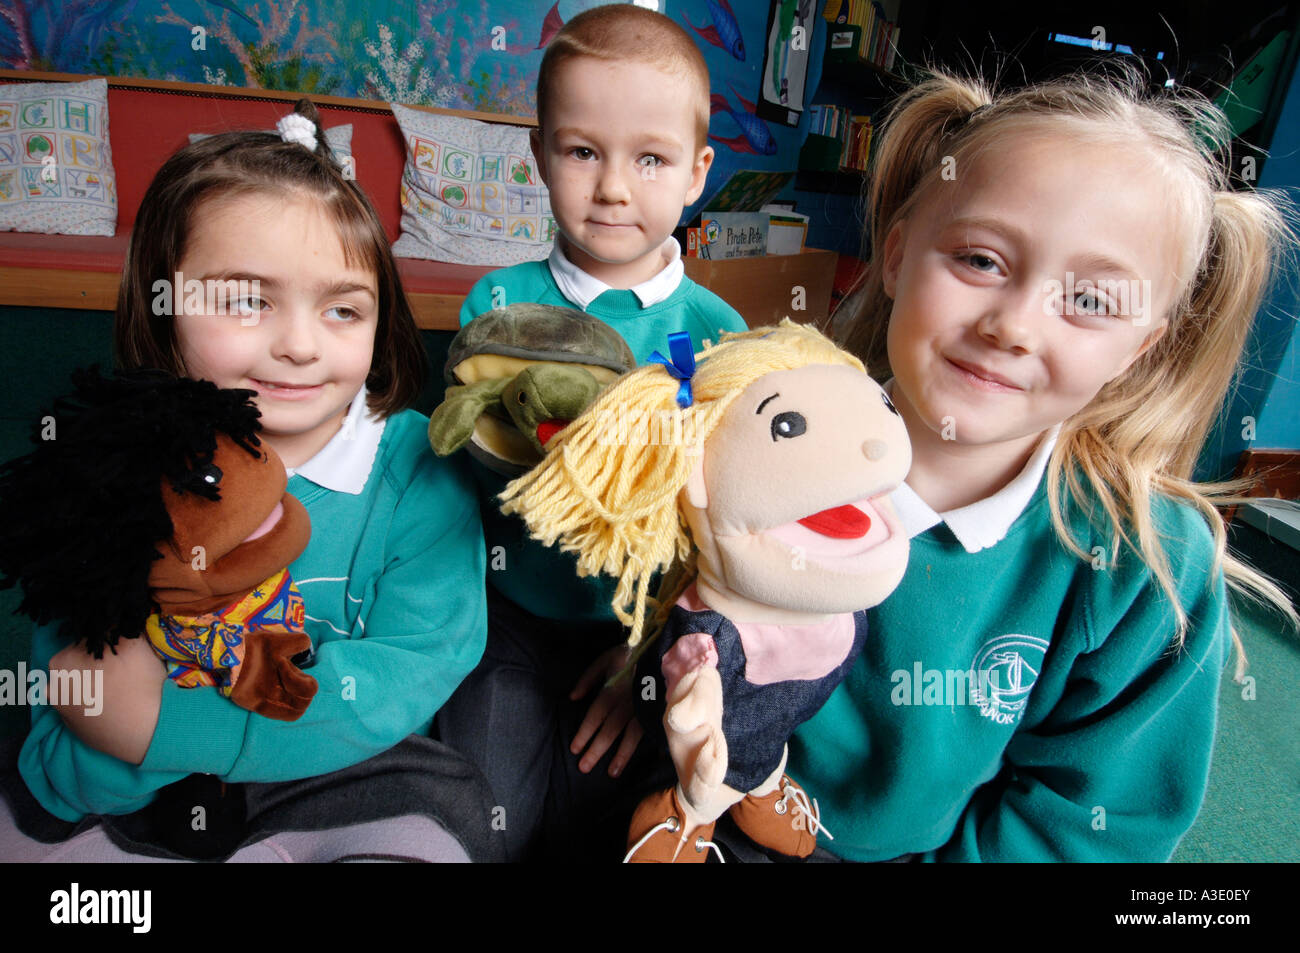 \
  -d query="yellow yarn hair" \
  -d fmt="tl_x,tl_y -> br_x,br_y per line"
500,320 -> 864,645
